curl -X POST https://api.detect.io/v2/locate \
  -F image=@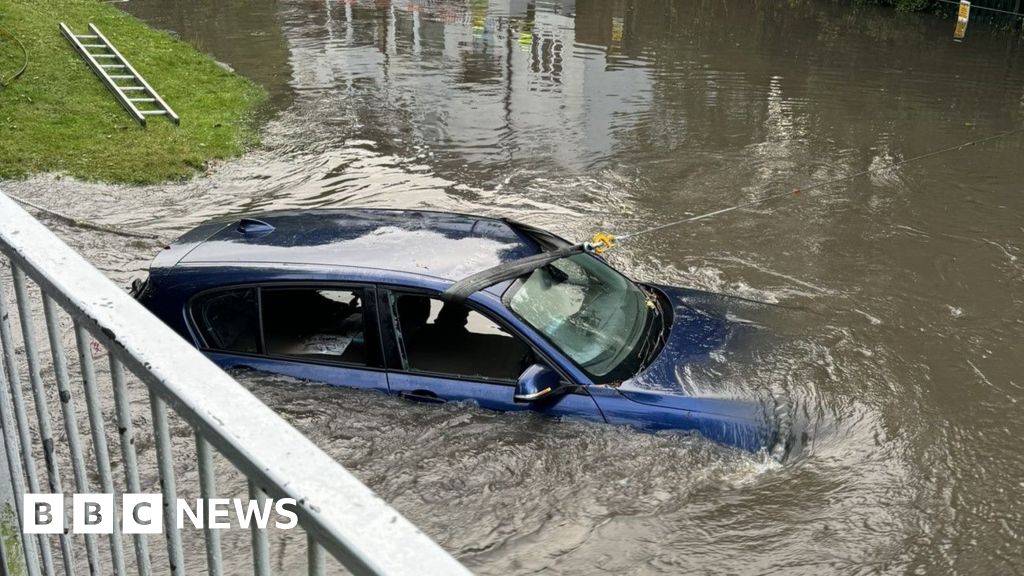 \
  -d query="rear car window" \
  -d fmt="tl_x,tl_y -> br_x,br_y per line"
261,288 -> 368,366
191,288 -> 259,354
